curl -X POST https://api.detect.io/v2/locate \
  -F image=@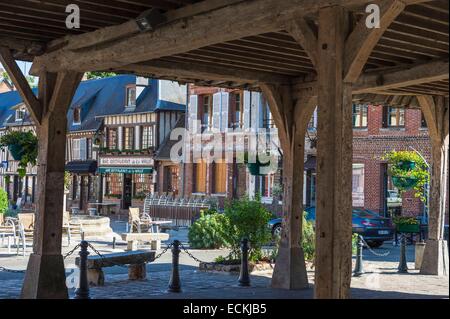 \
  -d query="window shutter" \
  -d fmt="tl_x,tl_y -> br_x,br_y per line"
243,91 -> 251,130
189,95 -> 198,132
80,138 -> 87,160
212,92 -> 221,132
251,92 -> 260,130
221,92 -> 229,132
